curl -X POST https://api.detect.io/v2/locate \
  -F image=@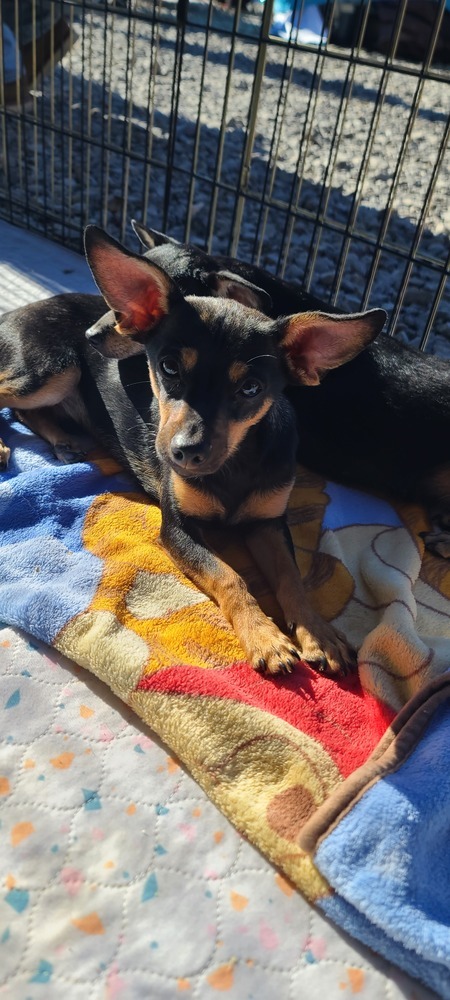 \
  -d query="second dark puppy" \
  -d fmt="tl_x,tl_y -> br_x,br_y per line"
0,227 -> 386,677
